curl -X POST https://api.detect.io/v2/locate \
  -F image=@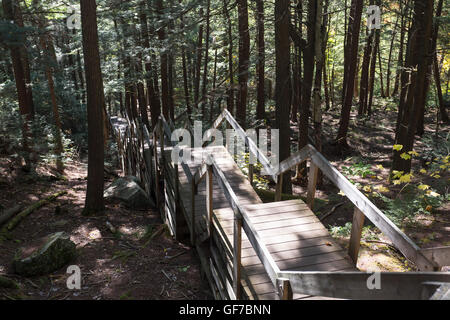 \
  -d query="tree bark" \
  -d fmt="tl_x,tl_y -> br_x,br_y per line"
336,0 -> 363,147
255,0 -> 265,120
392,0 -> 434,173
80,0 -> 105,215
2,0 -> 34,170
275,0 -> 292,194
236,0 -> 250,128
